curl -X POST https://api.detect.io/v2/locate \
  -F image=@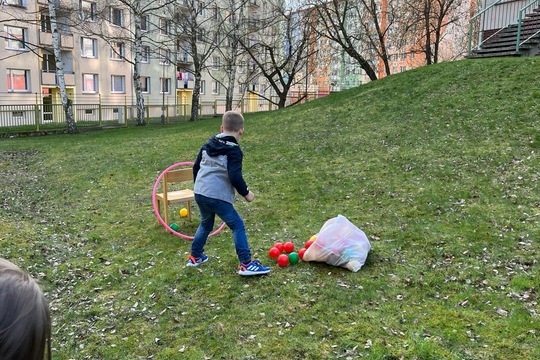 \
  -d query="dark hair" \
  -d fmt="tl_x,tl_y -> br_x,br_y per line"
0,259 -> 51,360
222,111 -> 245,132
